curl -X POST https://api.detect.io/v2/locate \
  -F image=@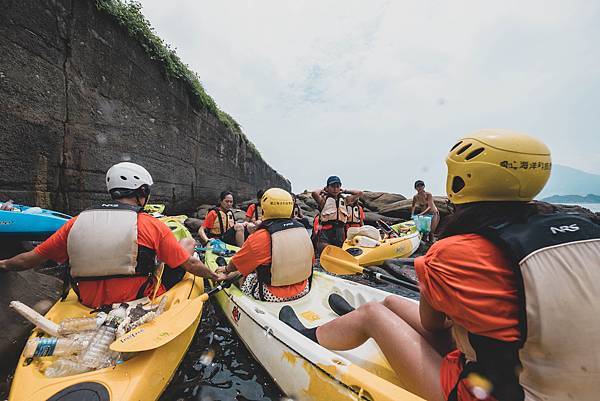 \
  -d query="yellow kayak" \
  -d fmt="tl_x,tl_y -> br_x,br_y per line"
9,216 -> 203,401
204,244 -> 425,401
342,223 -> 420,266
